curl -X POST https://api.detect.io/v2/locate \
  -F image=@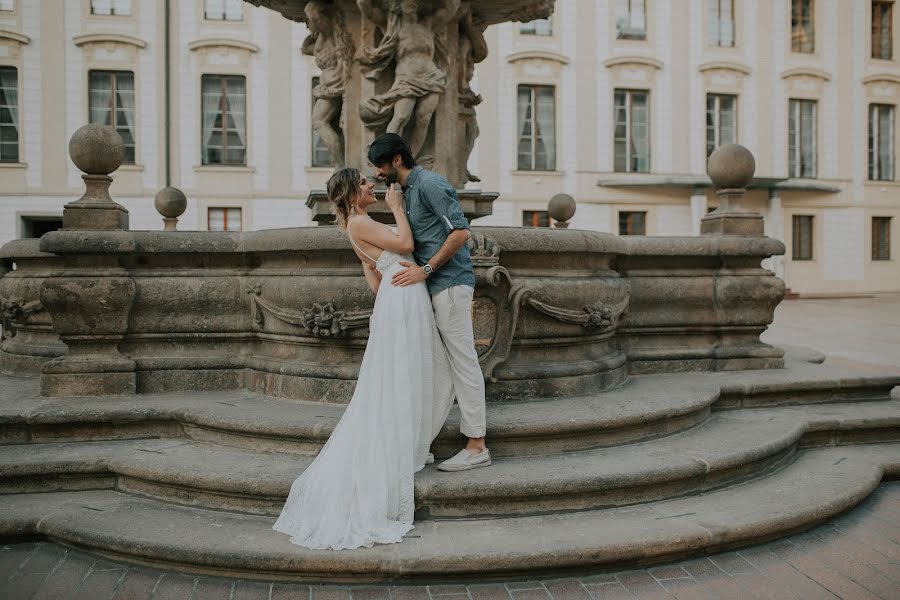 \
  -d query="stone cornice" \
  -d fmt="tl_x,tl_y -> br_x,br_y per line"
597,174 -> 841,193
188,38 -> 260,53
0,30 -> 30,45
698,61 -> 752,76
780,67 -> 832,82
603,55 -> 664,70
506,49 -> 570,65
73,33 -> 147,49
861,73 -> 900,85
